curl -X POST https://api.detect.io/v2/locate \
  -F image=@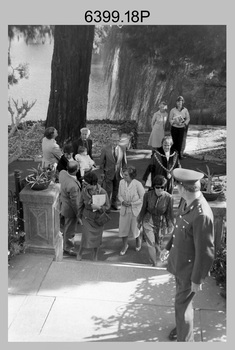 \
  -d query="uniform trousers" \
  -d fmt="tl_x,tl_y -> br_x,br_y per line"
175,276 -> 195,342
